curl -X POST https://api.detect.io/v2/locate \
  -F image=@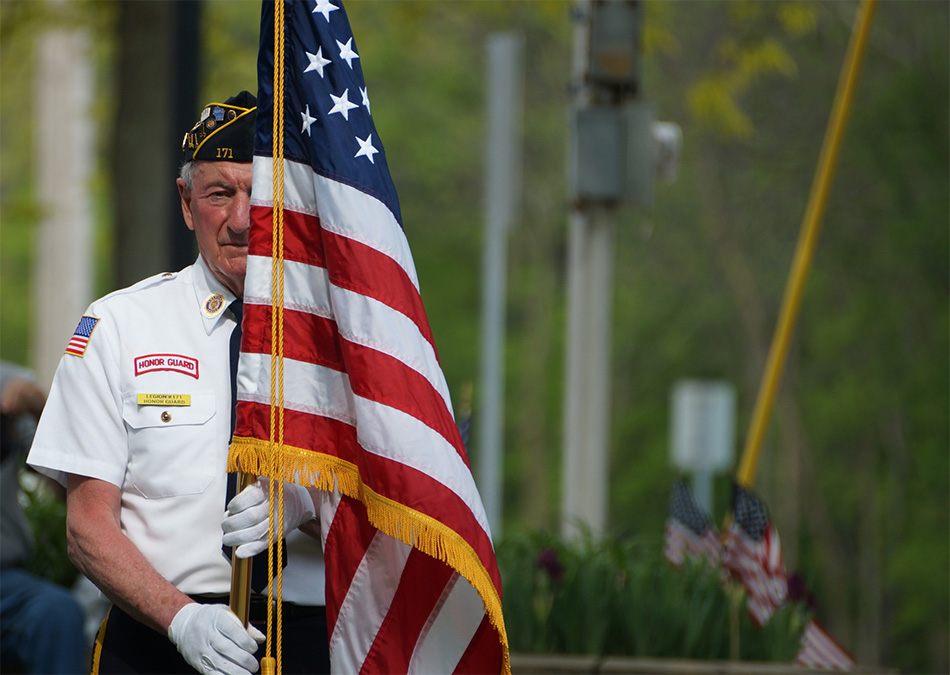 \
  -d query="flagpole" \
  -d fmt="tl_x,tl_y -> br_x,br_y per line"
735,0 -> 877,488
229,471 -> 258,625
